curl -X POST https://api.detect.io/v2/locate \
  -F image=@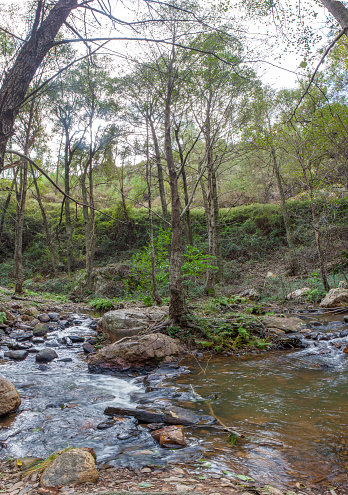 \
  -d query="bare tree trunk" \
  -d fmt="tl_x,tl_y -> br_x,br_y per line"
212,167 -> 223,282
14,160 -> 28,294
30,163 -> 58,276
0,174 -> 16,237
165,49 -> 187,320
149,116 -> 168,225
146,115 -> 162,305
301,160 -> 330,291
64,127 -> 72,274
270,145 -> 294,249
174,127 -> 193,245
